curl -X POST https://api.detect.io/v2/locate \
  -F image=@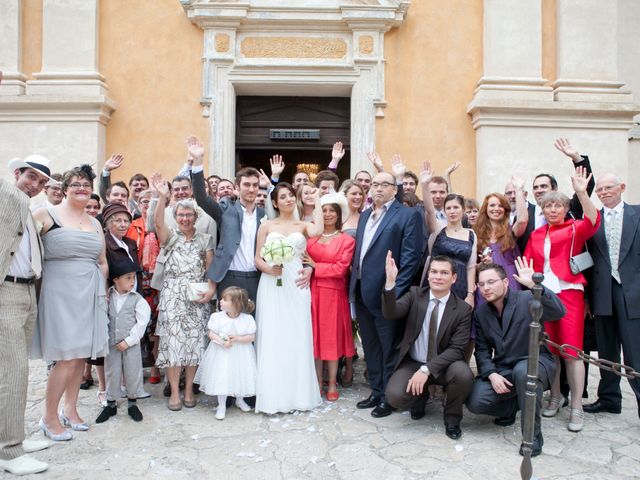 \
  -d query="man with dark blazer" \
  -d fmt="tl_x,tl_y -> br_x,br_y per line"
350,171 -> 422,418
383,254 -> 473,439
516,138 -> 594,253
584,173 -> 640,419
466,261 -> 566,457
188,137 -> 264,304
